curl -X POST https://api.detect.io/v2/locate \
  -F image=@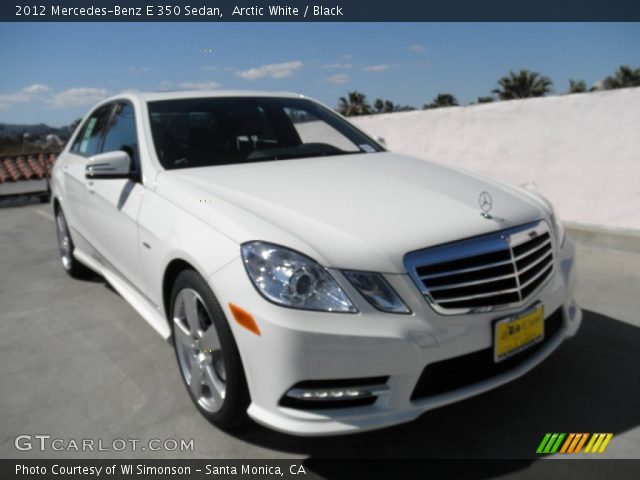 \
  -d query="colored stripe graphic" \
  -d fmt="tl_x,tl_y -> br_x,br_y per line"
559,433 -> 575,453
537,433 -> 565,453
585,433 -> 614,453
536,433 -> 552,453
573,433 -> 589,453
538,433 -> 613,454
